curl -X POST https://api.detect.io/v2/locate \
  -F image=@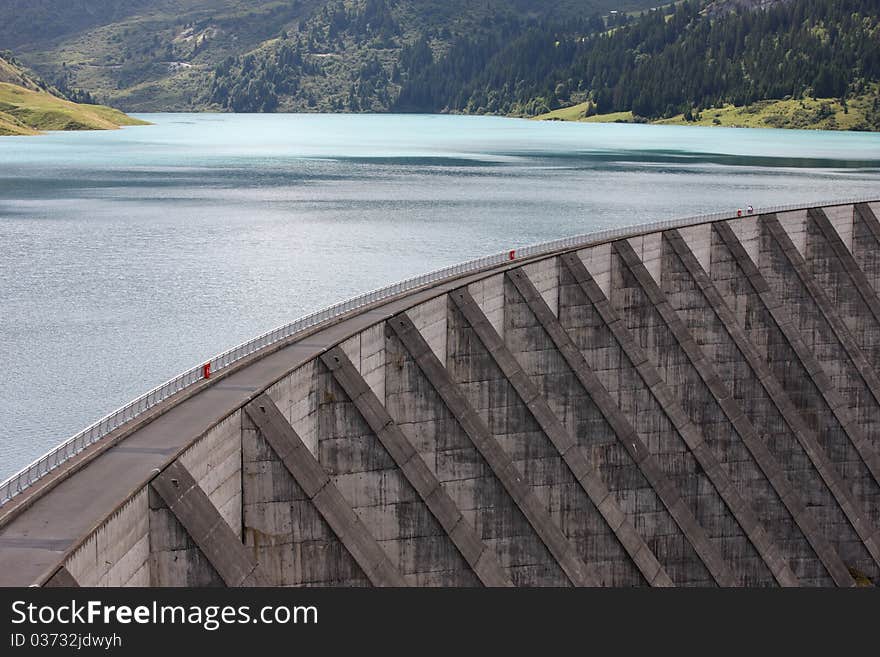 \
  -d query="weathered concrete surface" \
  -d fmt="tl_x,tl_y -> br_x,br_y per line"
241,404 -> 371,587
807,207 -> 880,457
663,229 -> 848,586
773,213 -> 880,485
613,238 -> 795,586
383,315 -> 570,586
560,252 -> 727,586
572,245 -> 766,586
151,460 -> 266,587
759,216 -> 880,543
179,411 -> 242,539
852,204 -> 880,299
148,485 -> 224,587
806,208 -> 880,370
320,347 -> 511,586
390,311 -> 597,586
245,395 -> 406,586
314,356 -> 484,586
507,265 -> 714,586
44,566 -> 79,587
66,489 -> 151,587
454,284 -> 670,586
712,221 -> 880,581
4,200 -> 880,588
